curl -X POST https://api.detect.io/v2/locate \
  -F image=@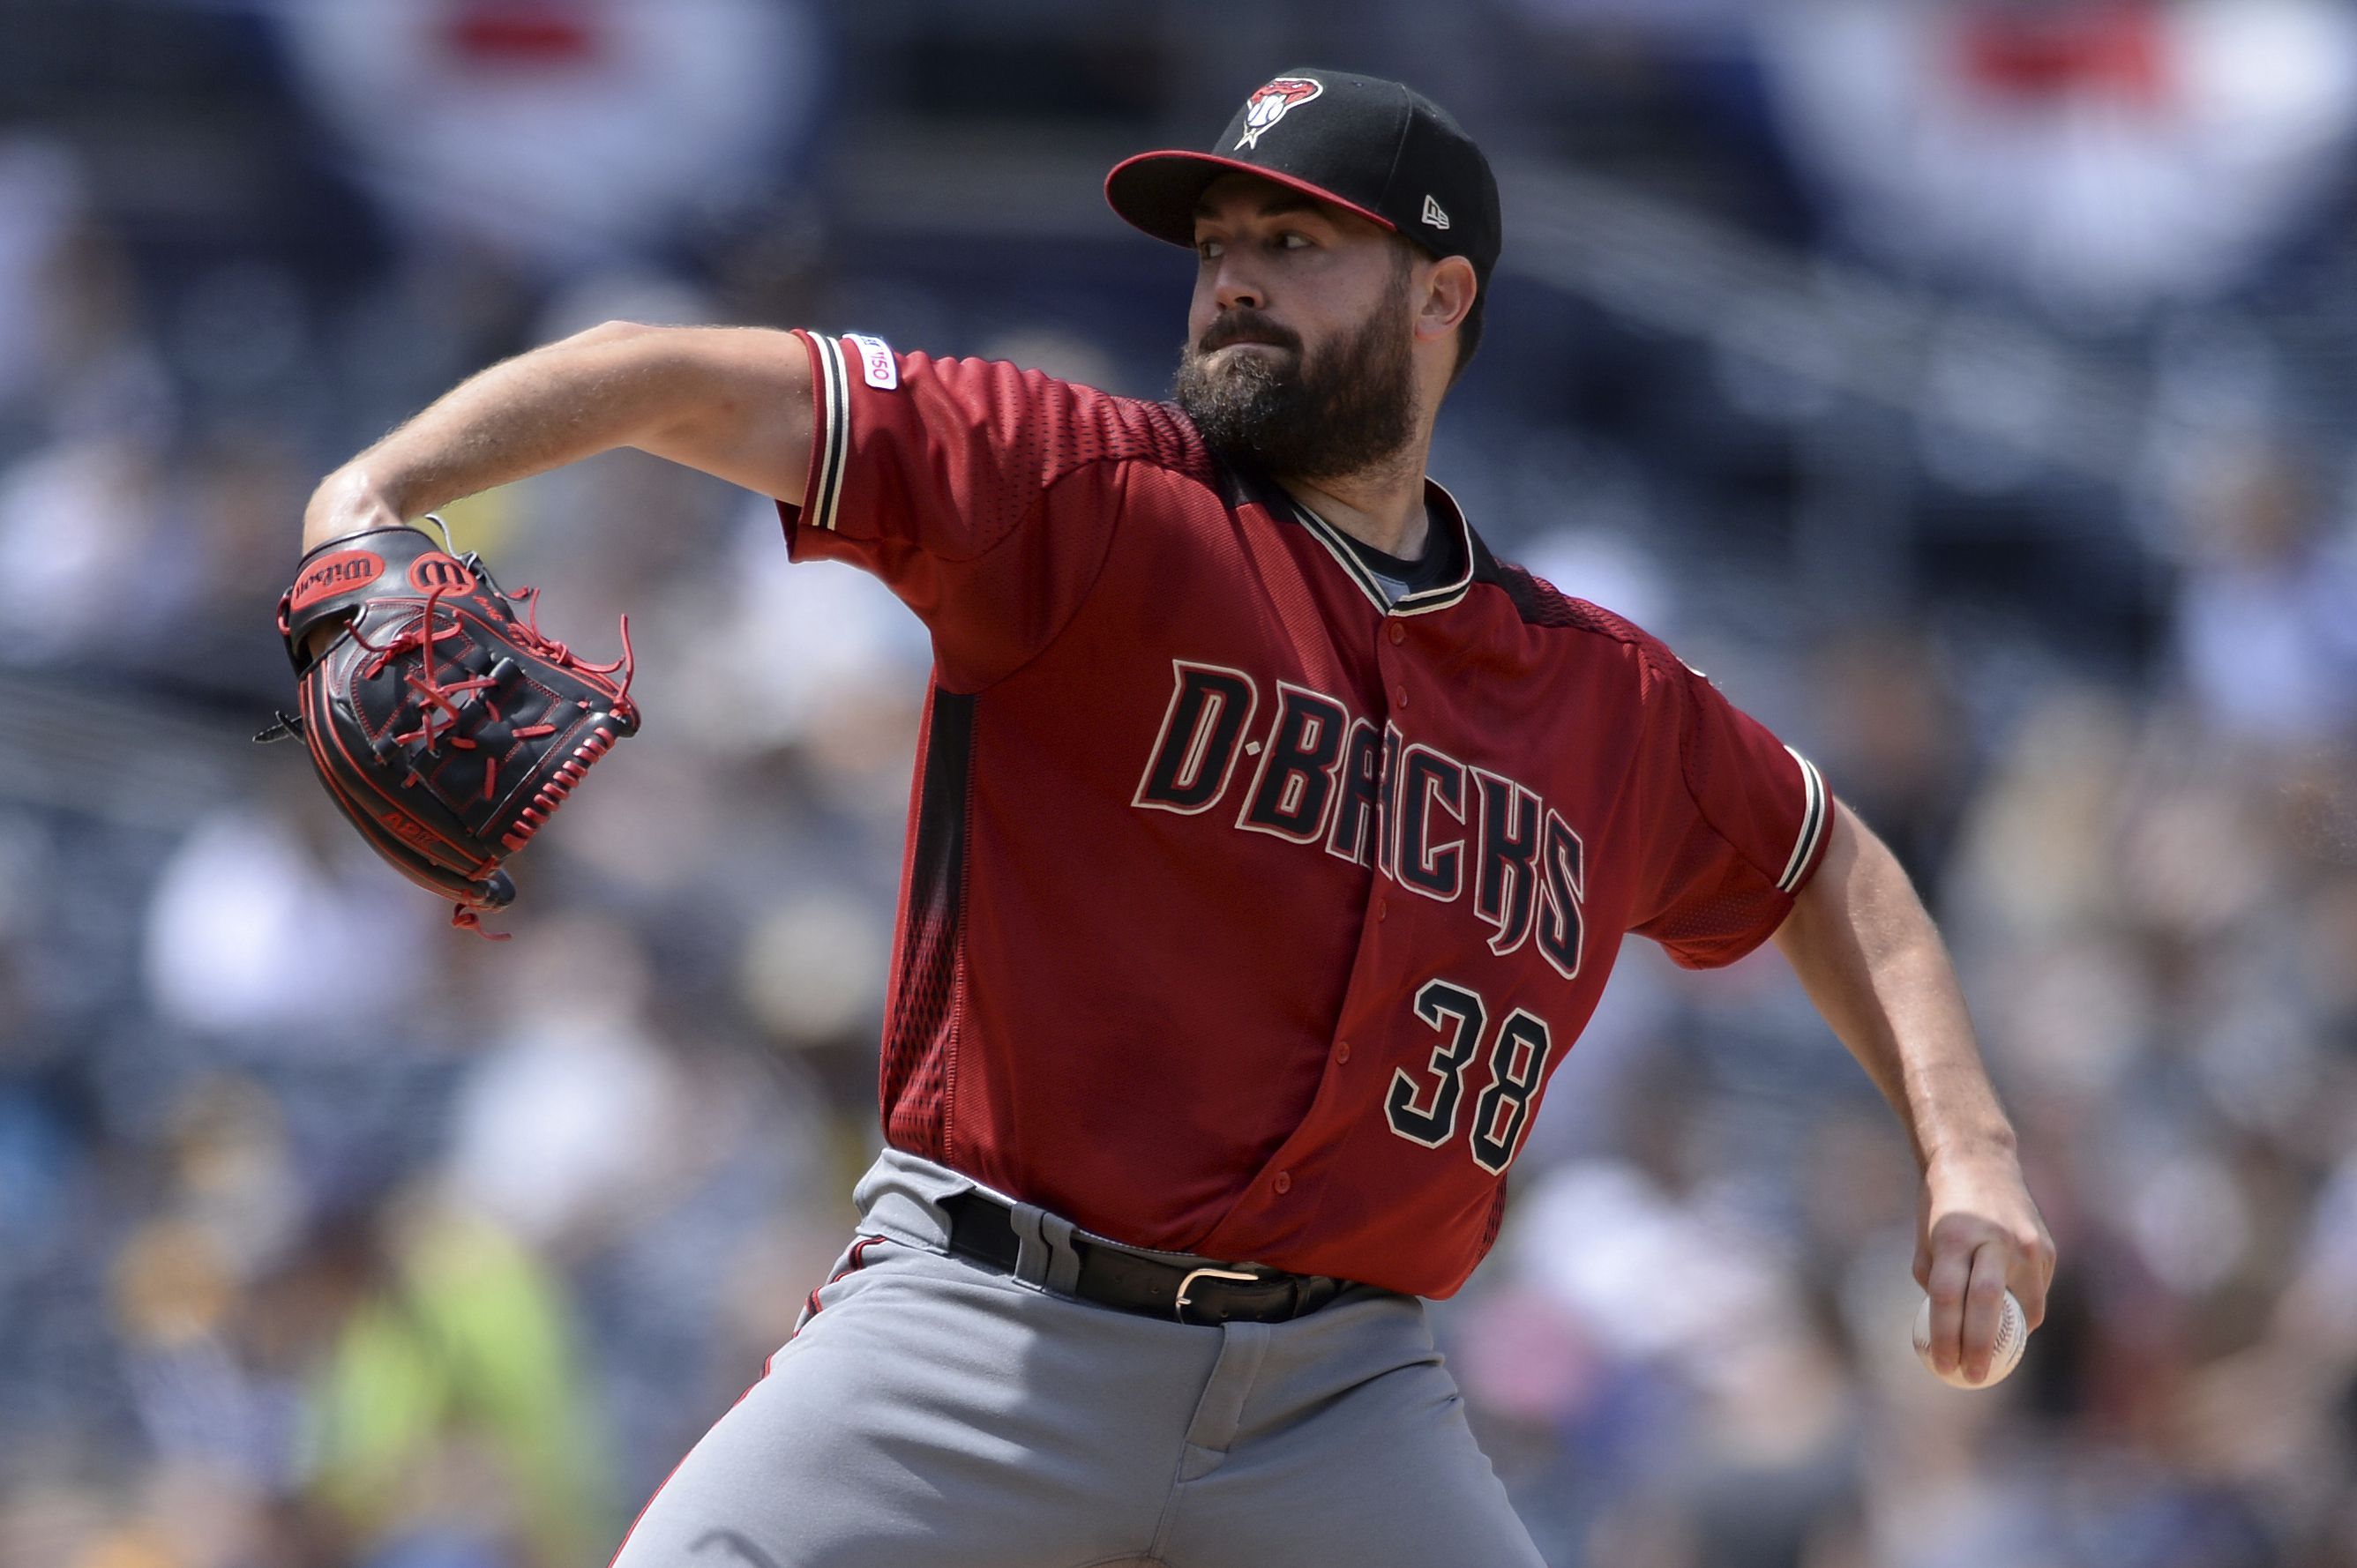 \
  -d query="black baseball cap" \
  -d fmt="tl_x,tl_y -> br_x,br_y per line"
1105,68 -> 1501,286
